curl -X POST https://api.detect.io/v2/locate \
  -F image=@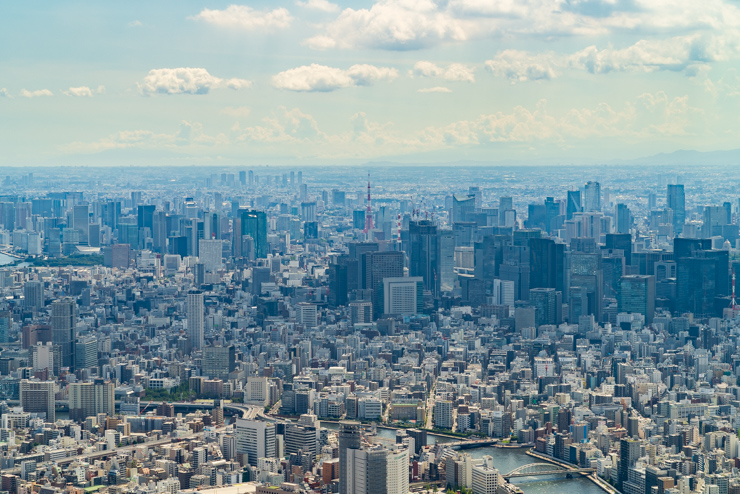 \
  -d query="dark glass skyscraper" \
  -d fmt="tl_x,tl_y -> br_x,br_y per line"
667,183 -> 685,235
240,209 -> 268,258
409,220 -> 440,296
529,238 -> 565,294
51,298 -> 76,370
338,421 -> 361,494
